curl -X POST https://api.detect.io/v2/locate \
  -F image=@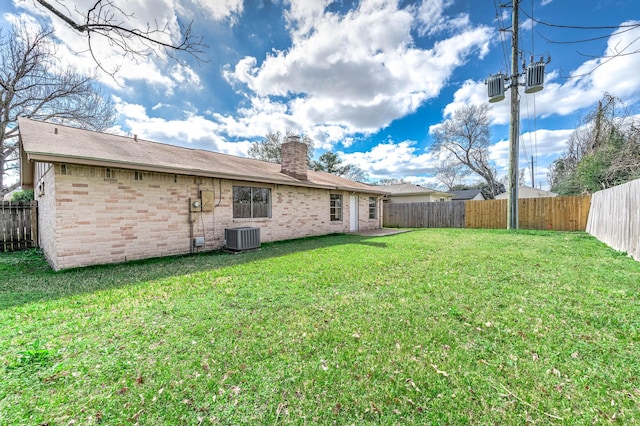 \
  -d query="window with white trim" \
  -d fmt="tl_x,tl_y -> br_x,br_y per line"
330,194 -> 342,221
369,197 -> 377,219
